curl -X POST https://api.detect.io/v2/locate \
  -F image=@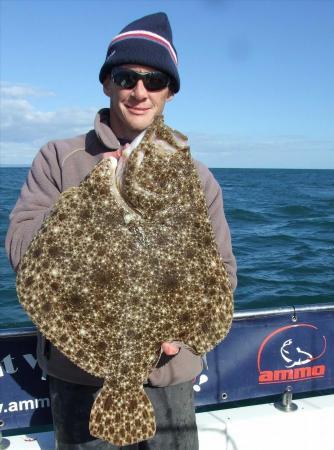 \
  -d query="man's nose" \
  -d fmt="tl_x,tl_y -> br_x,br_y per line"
131,79 -> 148,99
